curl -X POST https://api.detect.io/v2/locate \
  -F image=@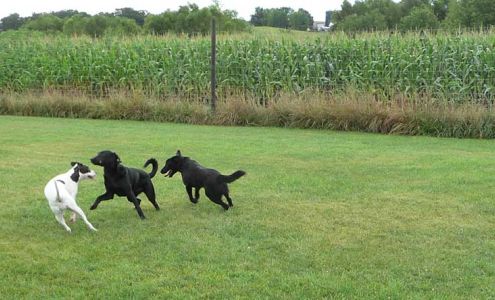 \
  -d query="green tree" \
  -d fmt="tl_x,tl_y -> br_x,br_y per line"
143,15 -> 164,34
174,4 -> 196,33
114,7 -> 147,26
84,15 -> 108,37
333,0 -> 355,22
400,5 -> 439,30
185,7 -> 213,35
216,7 -> 249,33
52,10 -> 88,19
442,0 -> 464,29
432,0 -> 449,21
105,17 -> 140,36
368,0 -> 402,28
462,0 -> 495,27
250,7 -> 267,26
266,7 -> 292,29
332,0 -> 400,30
400,0 -> 430,16
337,9 -> 387,31
63,14 -> 88,36
220,18 -> 249,33
144,11 -> 176,35
23,14 -> 64,32
289,9 -> 313,31
0,13 -> 25,31
143,4 -> 247,36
